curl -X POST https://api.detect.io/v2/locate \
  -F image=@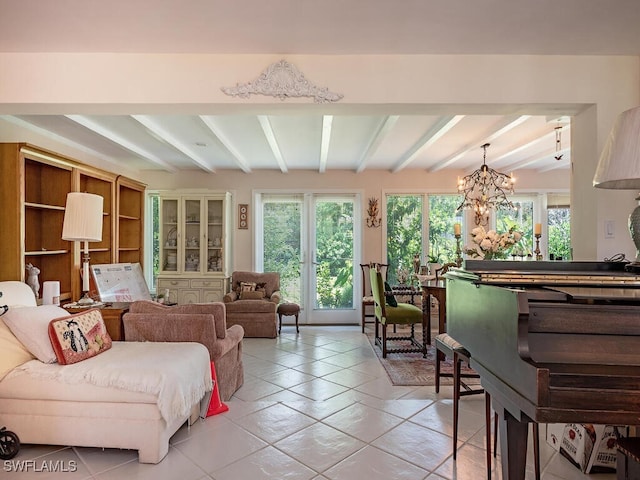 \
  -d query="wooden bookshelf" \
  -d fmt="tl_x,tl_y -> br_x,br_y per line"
0,143 -> 145,302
